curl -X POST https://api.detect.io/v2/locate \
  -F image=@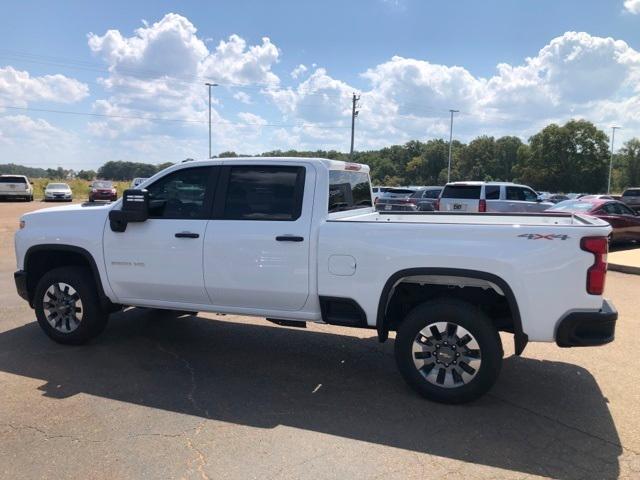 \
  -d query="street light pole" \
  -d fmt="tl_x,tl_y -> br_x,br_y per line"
608,126 -> 620,194
447,109 -> 459,183
205,82 -> 218,158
